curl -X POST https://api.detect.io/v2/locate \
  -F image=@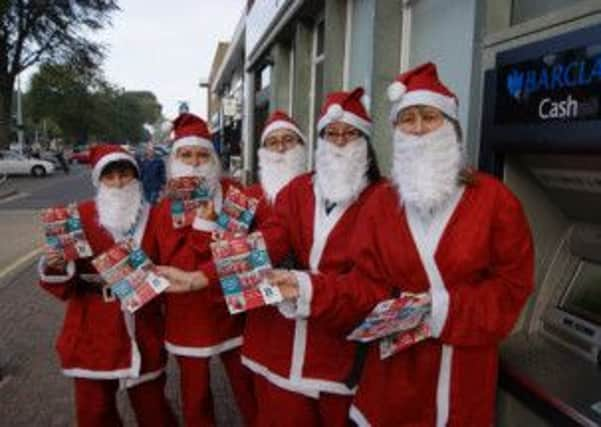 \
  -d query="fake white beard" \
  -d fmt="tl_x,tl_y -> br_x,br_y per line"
258,144 -> 307,202
96,180 -> 143,237
391,121 -> 464,217
167,156 -> 221,194
314,137 -> 369,204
